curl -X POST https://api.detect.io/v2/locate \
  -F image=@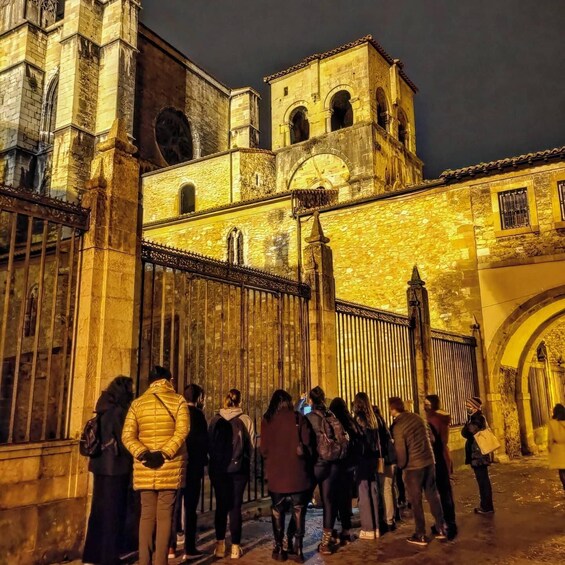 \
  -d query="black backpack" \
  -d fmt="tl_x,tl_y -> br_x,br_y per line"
80,414 -> 102,458
313,410 -> 350,462
210,416 -> 250,475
